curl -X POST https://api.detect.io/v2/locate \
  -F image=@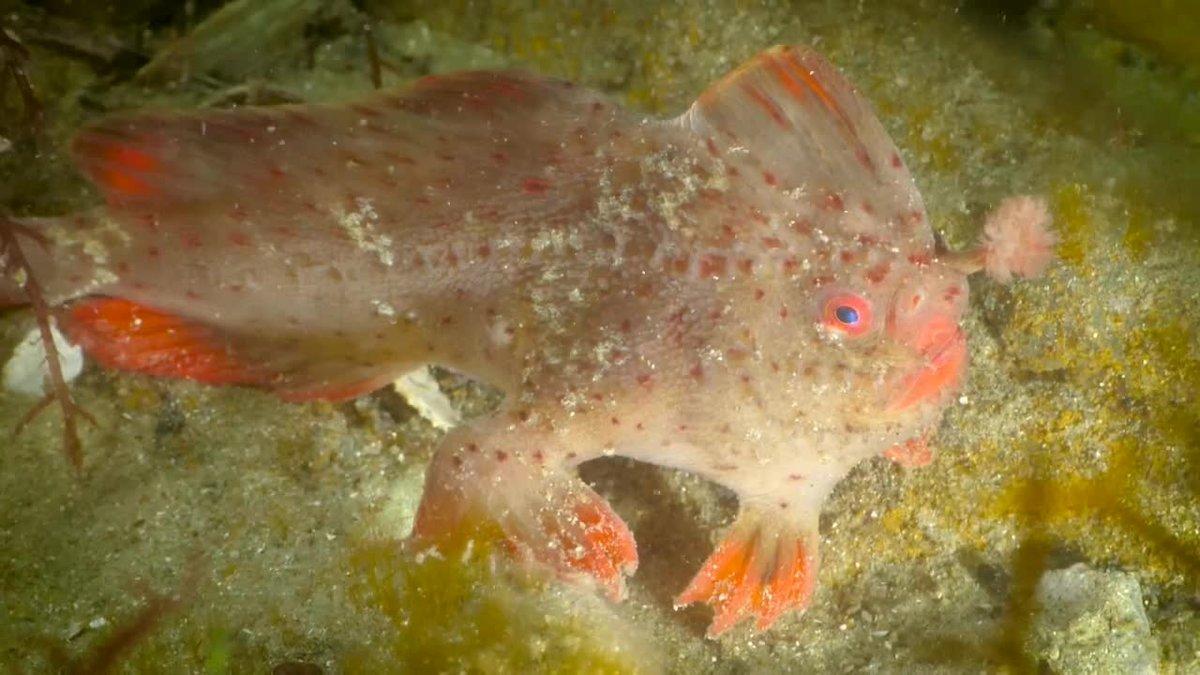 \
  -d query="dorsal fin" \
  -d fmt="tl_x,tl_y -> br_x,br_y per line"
679,46 -> 927,241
